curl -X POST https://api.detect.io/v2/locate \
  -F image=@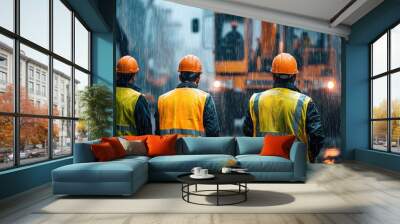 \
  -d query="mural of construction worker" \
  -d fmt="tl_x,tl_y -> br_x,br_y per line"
116,55 -> 152,136
243,53 -> 325,162
155,54 -> 220,137
222,20 -> 244,60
